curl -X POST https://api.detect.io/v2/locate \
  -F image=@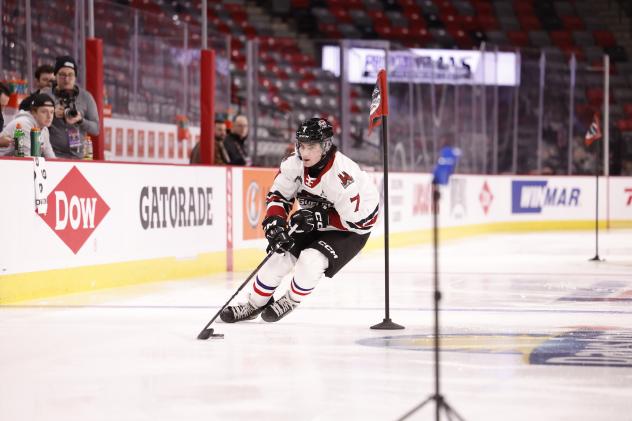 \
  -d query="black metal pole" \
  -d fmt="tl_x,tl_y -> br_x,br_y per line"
371,115 -> 404,330
432,182 -> 441,420
590,144 -> 601,261
383,117 -> 391,319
